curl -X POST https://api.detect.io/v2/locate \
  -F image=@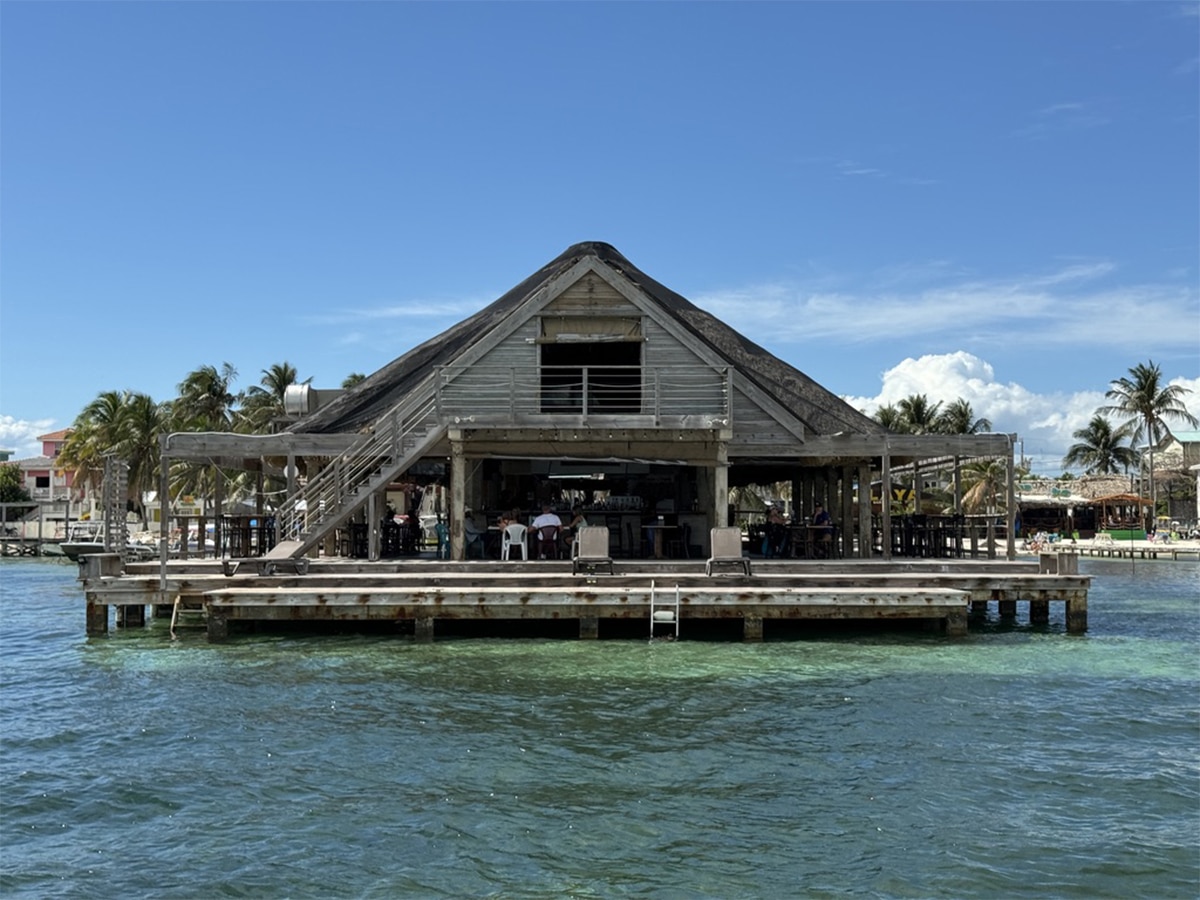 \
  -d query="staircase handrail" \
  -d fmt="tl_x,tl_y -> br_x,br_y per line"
275,384 -> 439,542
